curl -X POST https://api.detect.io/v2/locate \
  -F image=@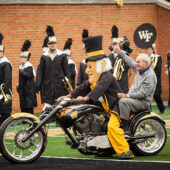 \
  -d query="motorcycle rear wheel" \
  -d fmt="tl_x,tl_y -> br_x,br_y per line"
0,116 -> 47,163
132,118 -> 167,156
